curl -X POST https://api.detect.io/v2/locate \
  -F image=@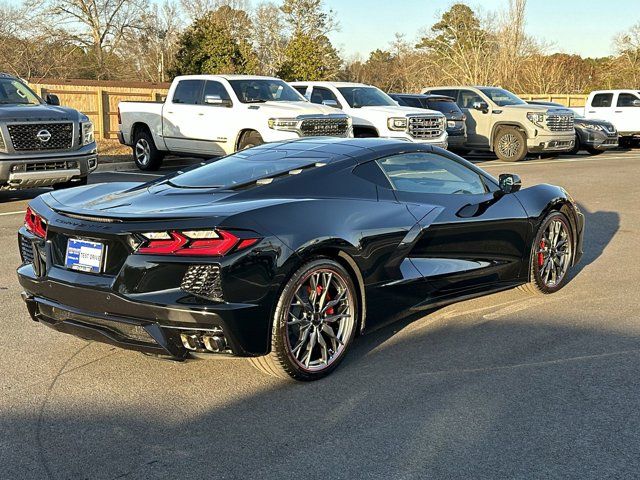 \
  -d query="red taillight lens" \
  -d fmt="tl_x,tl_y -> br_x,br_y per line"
25,207 -> 47,238
137,230 -> 259,256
